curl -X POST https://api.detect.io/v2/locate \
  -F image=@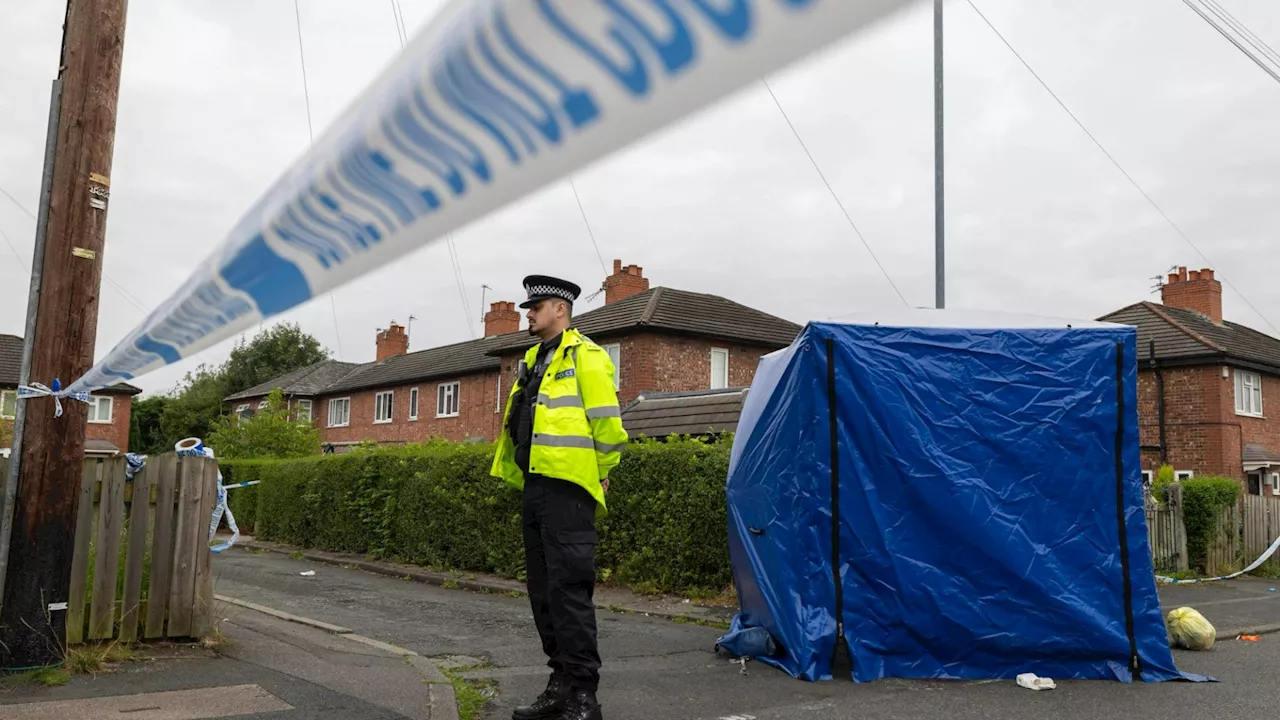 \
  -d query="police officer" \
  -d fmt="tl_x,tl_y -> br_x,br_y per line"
491,275 -> 627,720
